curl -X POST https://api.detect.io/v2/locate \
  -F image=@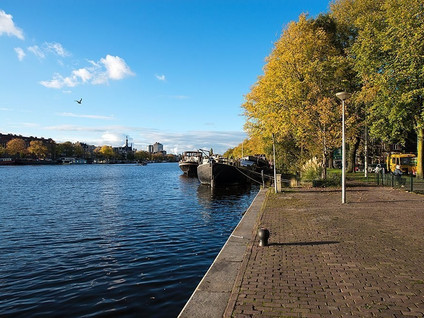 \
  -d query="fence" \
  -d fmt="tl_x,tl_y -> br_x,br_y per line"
366,172 -> 424,194
339,171 -> 424,194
